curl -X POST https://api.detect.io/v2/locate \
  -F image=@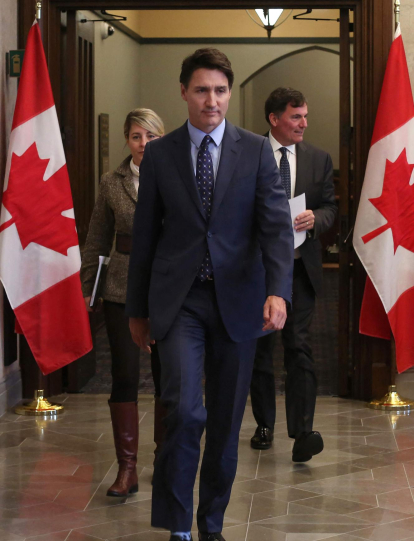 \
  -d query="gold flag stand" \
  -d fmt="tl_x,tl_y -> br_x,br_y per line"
368,385 -> 414,411
367,336 -> 413,411
14,390 -> 64,416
